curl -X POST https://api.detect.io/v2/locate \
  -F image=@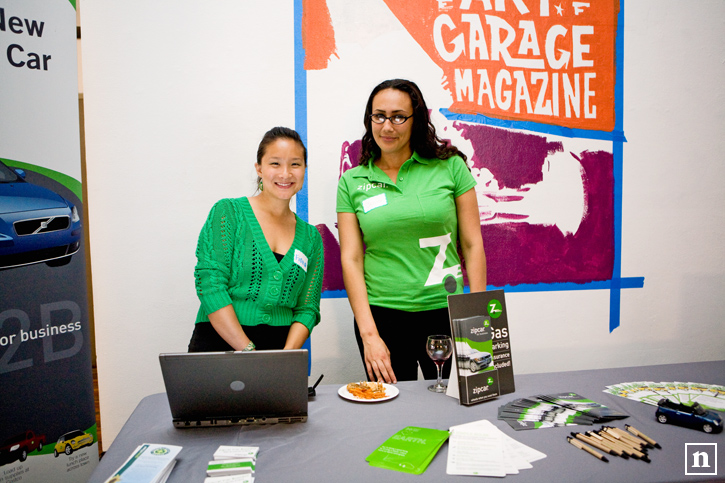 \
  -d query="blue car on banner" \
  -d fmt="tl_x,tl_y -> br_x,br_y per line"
0,160 -> 82,269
